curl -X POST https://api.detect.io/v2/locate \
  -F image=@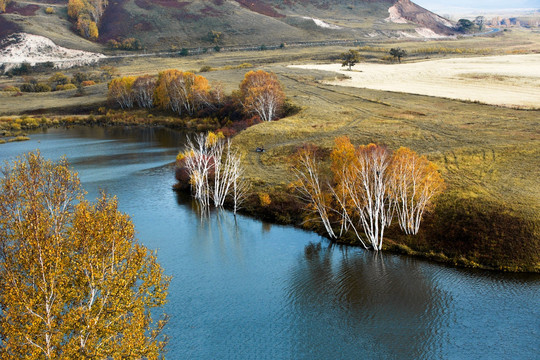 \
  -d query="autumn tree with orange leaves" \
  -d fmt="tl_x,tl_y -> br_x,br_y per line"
390,147 -> 445,235
292,137 -> 444,250
132,75 -> 156,109
108,76 -> 136,109
239,70 -> 285,121
154,70 -> 211,116
0,152 -> 169,359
